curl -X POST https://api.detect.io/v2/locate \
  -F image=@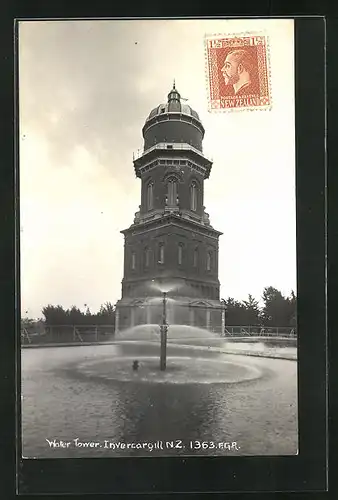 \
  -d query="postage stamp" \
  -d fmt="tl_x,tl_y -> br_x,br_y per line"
204,32 -> 272,112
